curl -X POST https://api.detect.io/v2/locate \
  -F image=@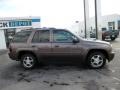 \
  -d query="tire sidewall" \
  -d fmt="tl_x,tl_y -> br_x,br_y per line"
111,37 -> 116,41
87,52 -> 106,69
21,54 -> 36,69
